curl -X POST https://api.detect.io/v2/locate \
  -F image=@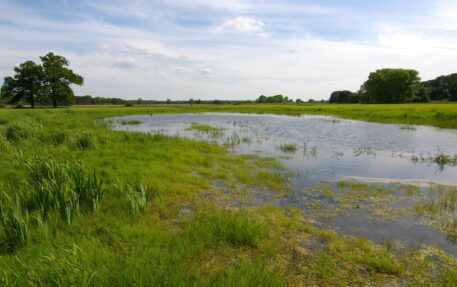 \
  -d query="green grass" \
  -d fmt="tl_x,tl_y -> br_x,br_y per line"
0,105 -> 456,286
